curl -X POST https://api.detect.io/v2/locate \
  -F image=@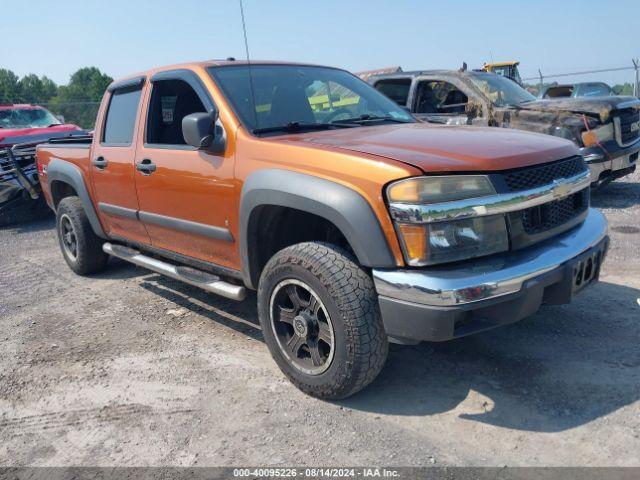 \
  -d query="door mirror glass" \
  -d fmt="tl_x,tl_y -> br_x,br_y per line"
182,109 -> 217,149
